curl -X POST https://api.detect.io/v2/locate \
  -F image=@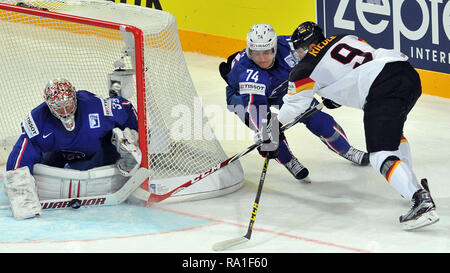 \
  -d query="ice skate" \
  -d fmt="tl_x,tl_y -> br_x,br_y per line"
341,147 -> 369,166
284,157 -> 310,183
399,179 -> 439,231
